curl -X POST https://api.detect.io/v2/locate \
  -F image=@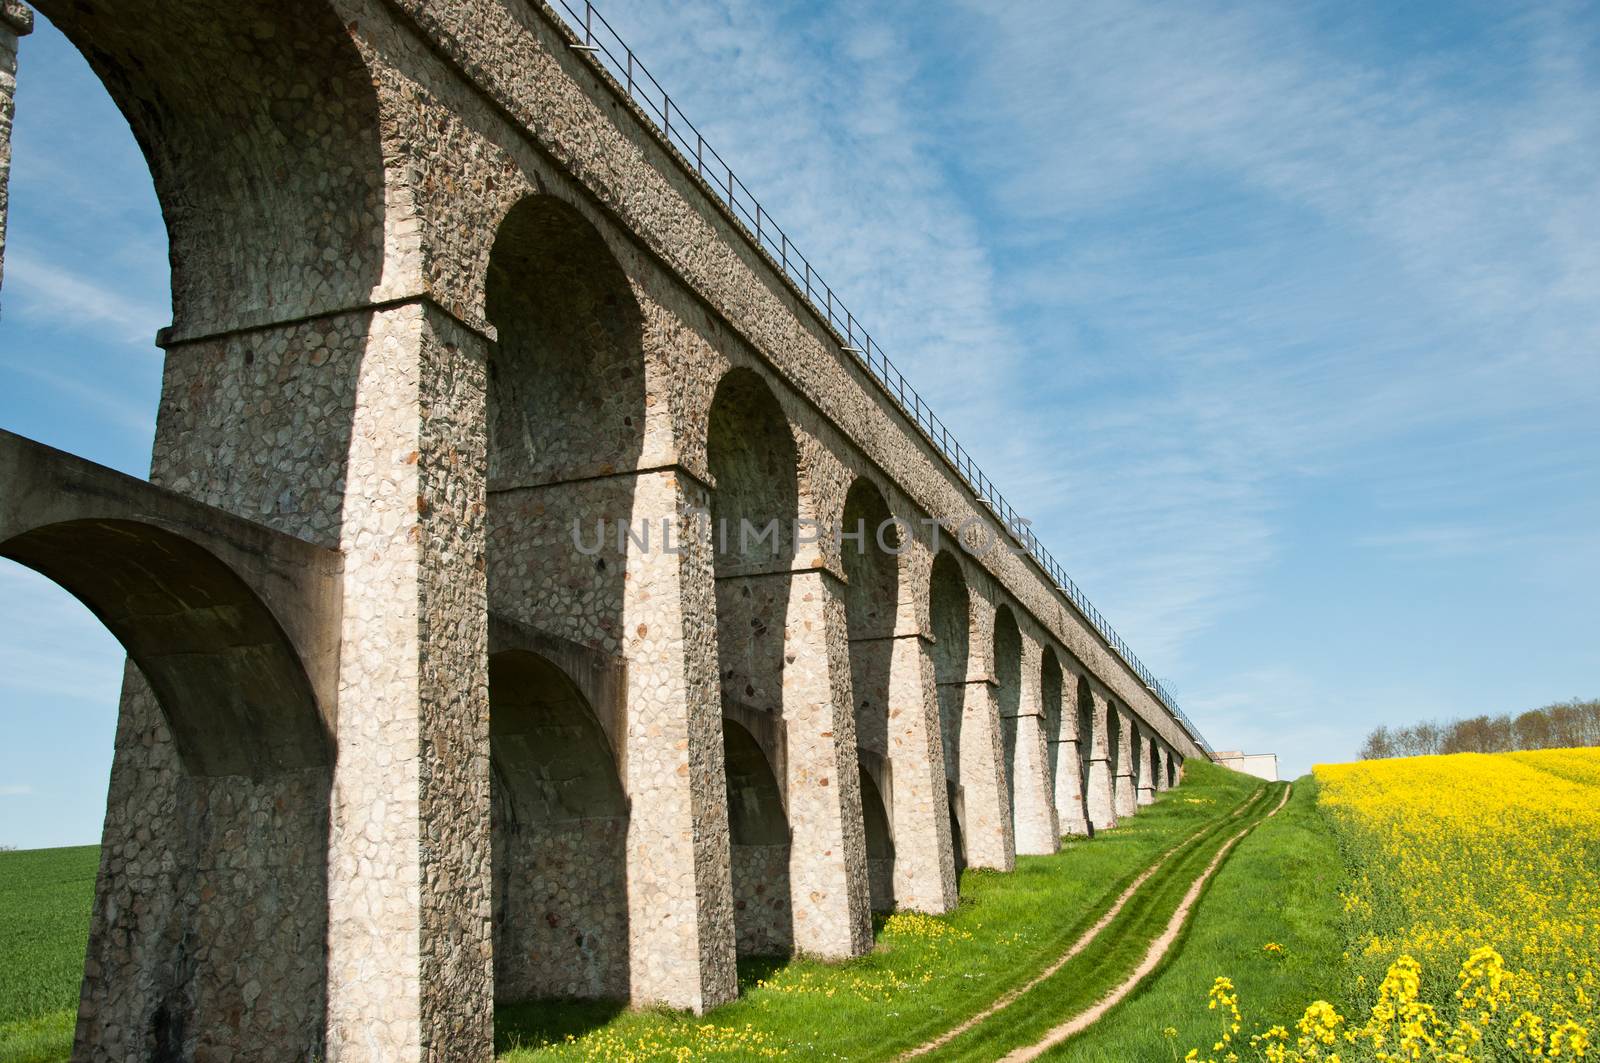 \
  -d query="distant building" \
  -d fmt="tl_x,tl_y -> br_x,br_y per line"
1211,750 -> 1279,782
